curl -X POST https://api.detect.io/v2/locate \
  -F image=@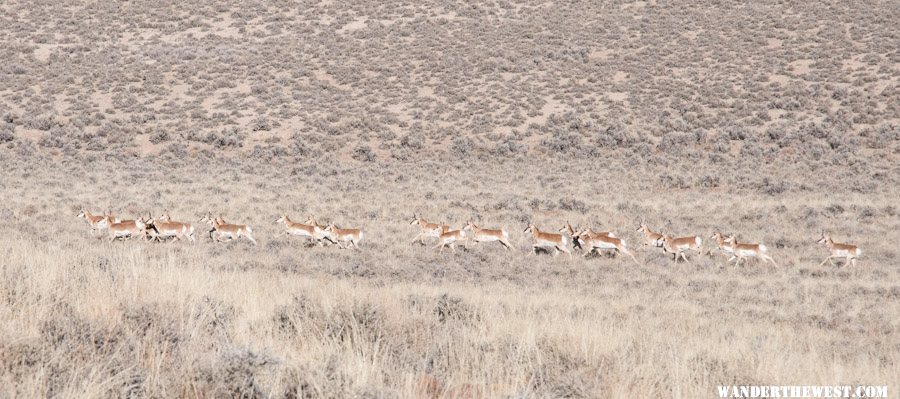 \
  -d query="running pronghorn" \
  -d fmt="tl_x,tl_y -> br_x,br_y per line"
434,227 -> 466,253
325,223 -> 363,249
275,215 -> 323,245
305,216 -> 337,246
463,221 -> 512,250
636,221 -> 665,248
560,222 -> 616,253
524,223 -> 571,257
107,216 -> 148,242
409,215 -> 450,244
77,208 -> 110,236
661,233 -> 703,262
575,229 -> 639,264
817,232 -> 861,267
724,235 -> 778,267
559,221 -> 583,251
203,213 -> 257,245
147,212 -> 196,243
104,209 -> 122,224
709,231 -> 734,258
